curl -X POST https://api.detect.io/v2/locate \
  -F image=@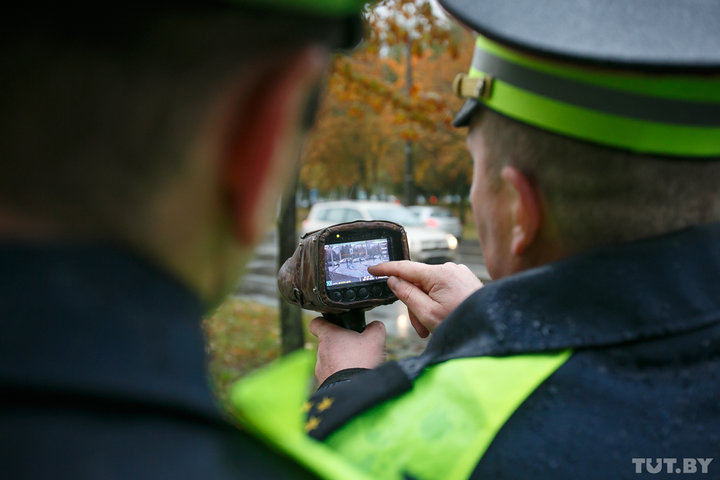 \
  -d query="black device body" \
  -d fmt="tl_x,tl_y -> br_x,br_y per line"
321,224 -> 406,332
278,220 -> 410,332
